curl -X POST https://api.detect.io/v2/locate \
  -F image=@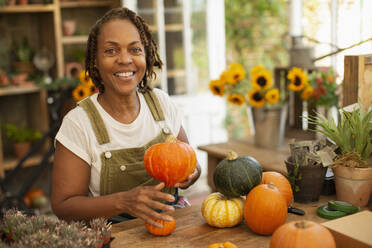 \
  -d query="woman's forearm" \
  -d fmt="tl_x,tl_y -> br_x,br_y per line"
52,193 -> 124,222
